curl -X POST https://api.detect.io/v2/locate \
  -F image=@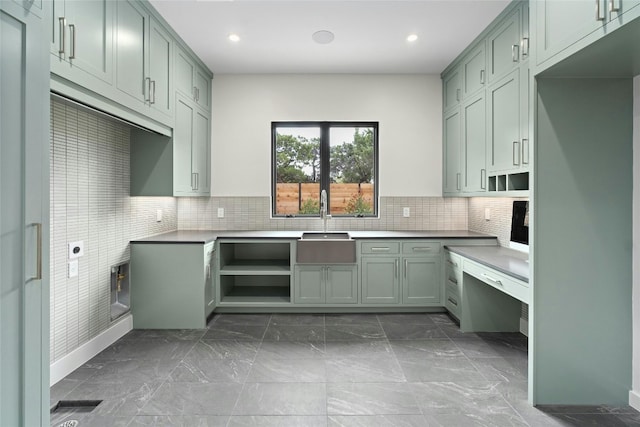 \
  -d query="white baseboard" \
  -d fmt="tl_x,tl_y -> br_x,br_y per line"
630,390 -> 640,411
50,314 -> 133,386
520,318 -> 529,337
